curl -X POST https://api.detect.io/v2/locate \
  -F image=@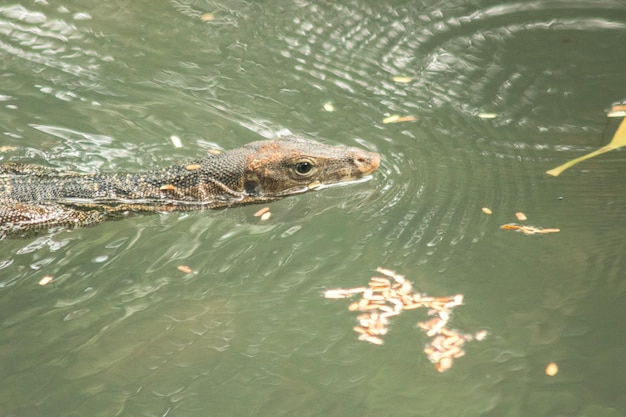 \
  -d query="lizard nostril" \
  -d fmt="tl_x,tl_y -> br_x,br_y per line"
354,152 -> 380,174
